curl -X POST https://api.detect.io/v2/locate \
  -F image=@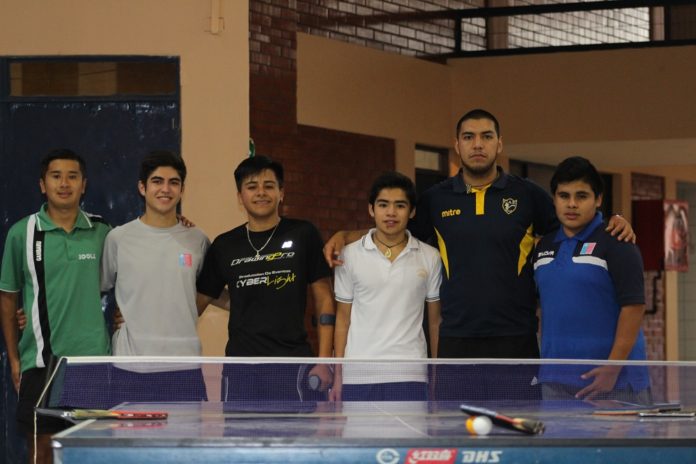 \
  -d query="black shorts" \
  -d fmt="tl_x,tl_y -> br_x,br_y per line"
435,334 -> 541,402
16,368 -> 70,435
